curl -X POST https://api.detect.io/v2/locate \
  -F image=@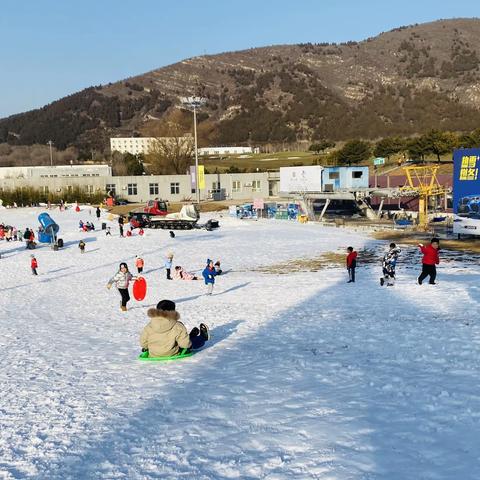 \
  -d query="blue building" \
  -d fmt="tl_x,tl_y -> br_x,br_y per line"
322,166 -> 369,192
